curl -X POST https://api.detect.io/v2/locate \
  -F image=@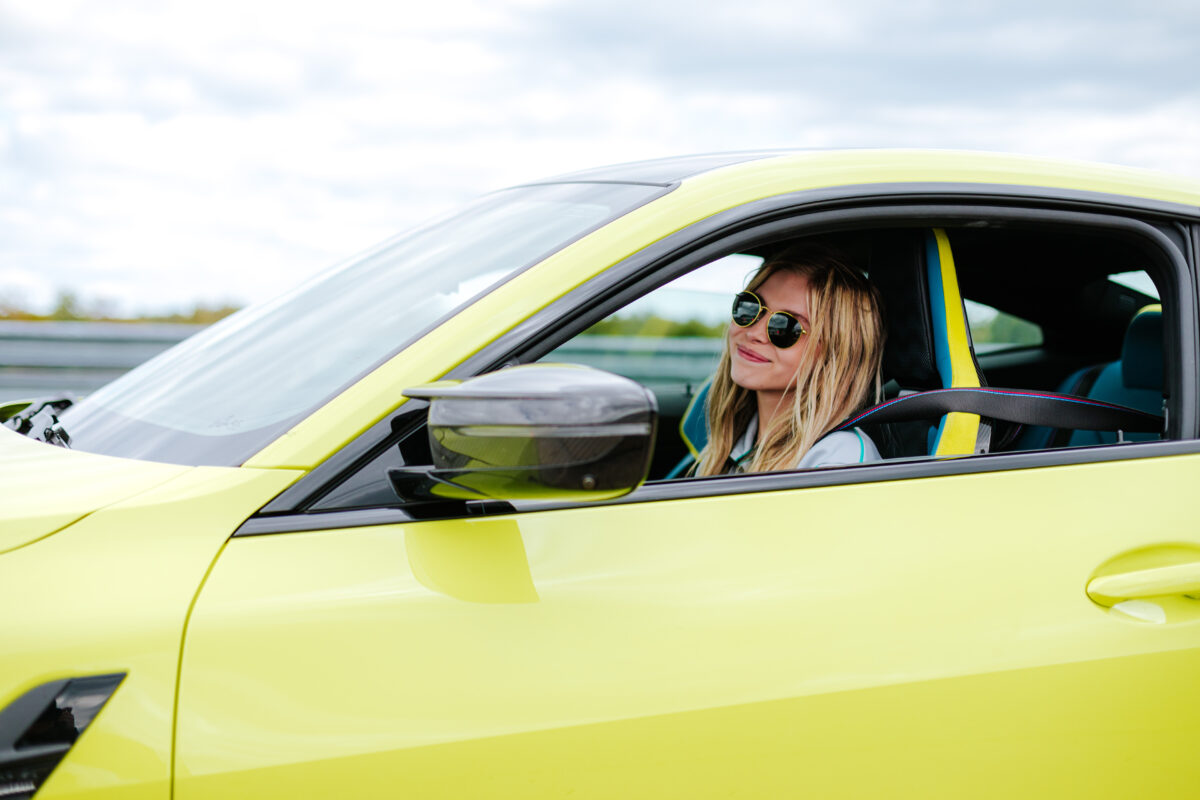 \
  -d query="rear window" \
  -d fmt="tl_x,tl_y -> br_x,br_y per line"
965,300 -> 1043,353
1109,270 -> 1160,299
